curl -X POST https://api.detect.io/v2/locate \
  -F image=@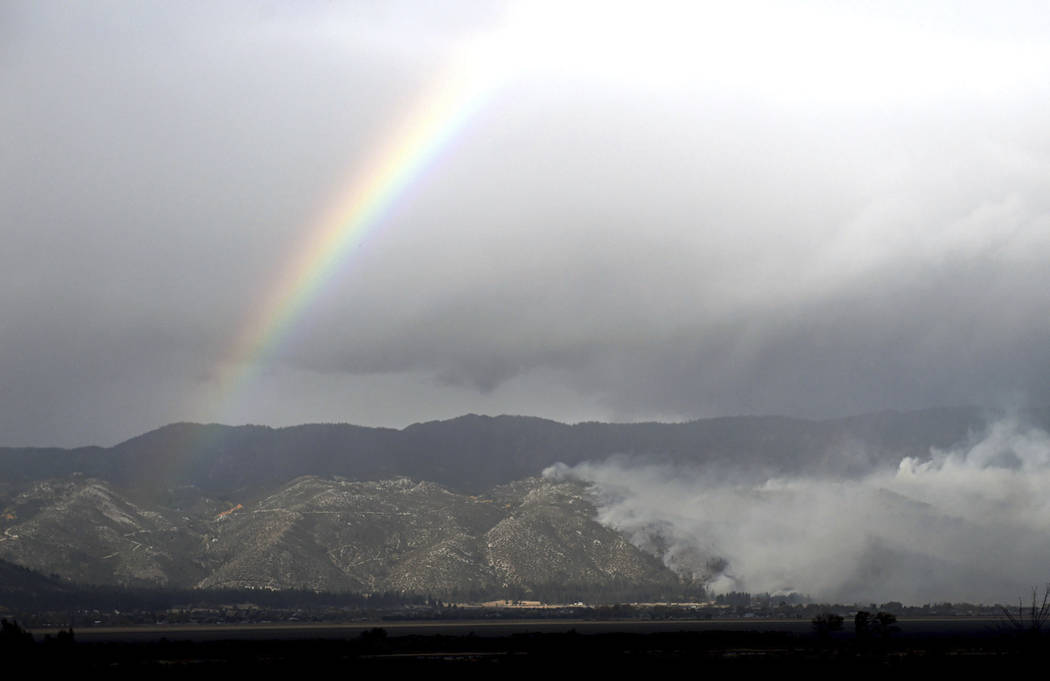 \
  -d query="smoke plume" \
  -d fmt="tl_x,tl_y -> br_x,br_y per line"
545,419 -> 1050,604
